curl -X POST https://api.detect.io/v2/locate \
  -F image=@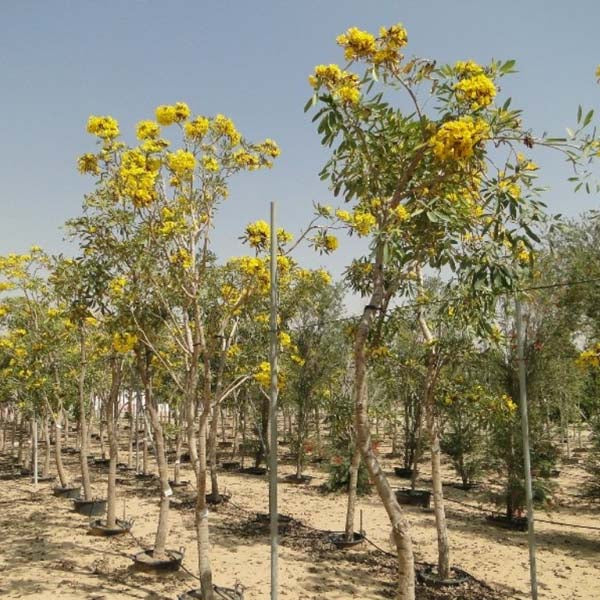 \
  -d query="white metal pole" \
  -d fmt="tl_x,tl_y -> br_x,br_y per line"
269,201 -> 279,600
515,296 -> 538,600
